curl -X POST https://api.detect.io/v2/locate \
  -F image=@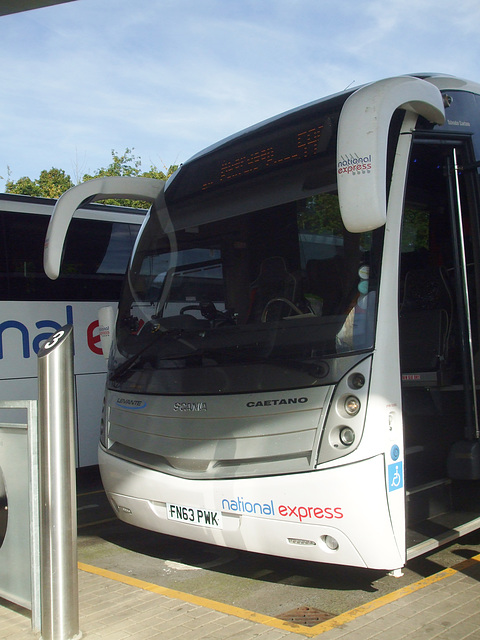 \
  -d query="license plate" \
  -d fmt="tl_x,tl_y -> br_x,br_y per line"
166,503 -> 222,529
